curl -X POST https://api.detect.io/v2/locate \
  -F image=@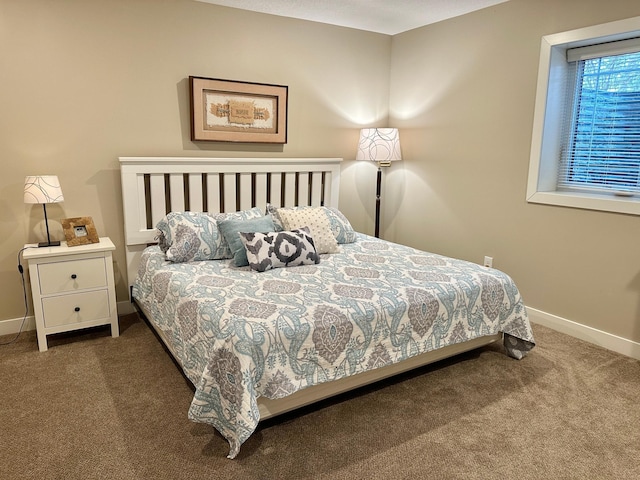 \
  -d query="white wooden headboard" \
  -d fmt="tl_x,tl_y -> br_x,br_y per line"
119,157 -> 342,289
